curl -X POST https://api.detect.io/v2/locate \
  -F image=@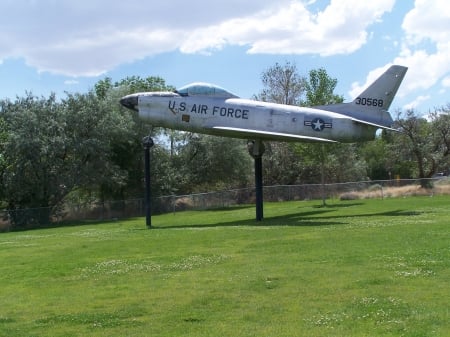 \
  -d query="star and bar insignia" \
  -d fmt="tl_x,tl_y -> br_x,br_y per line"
304,118 -> 332,131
